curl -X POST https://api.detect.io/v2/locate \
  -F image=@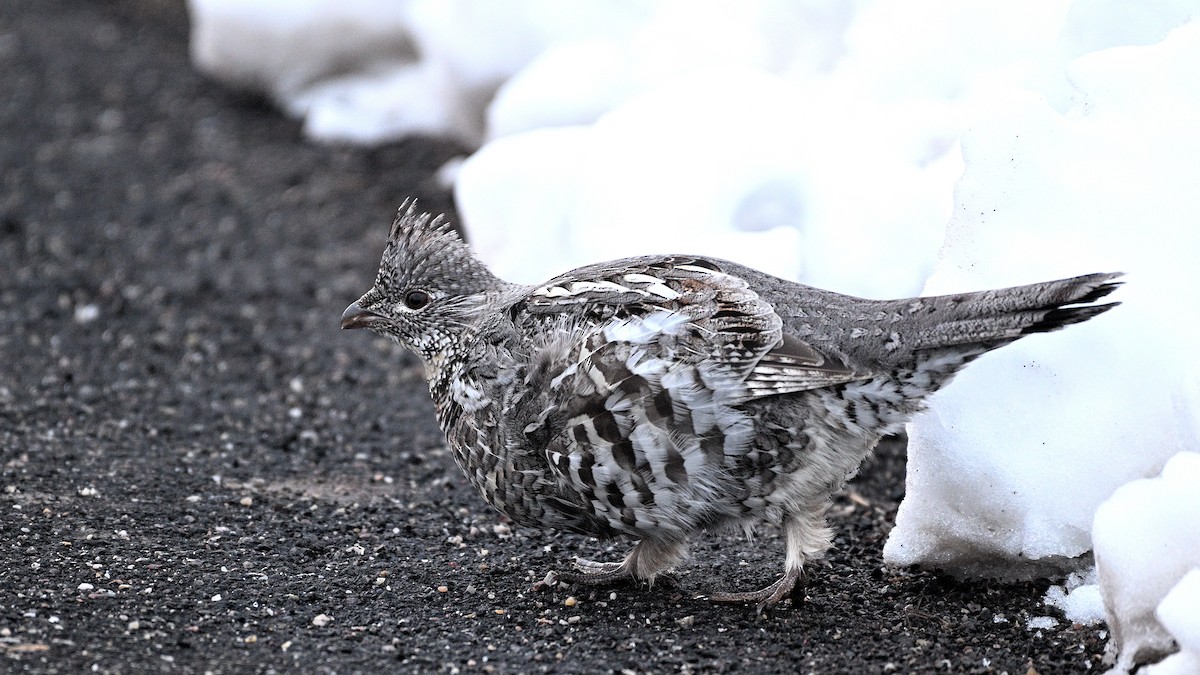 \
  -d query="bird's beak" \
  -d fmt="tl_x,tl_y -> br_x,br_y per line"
340,302 -> 385,330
